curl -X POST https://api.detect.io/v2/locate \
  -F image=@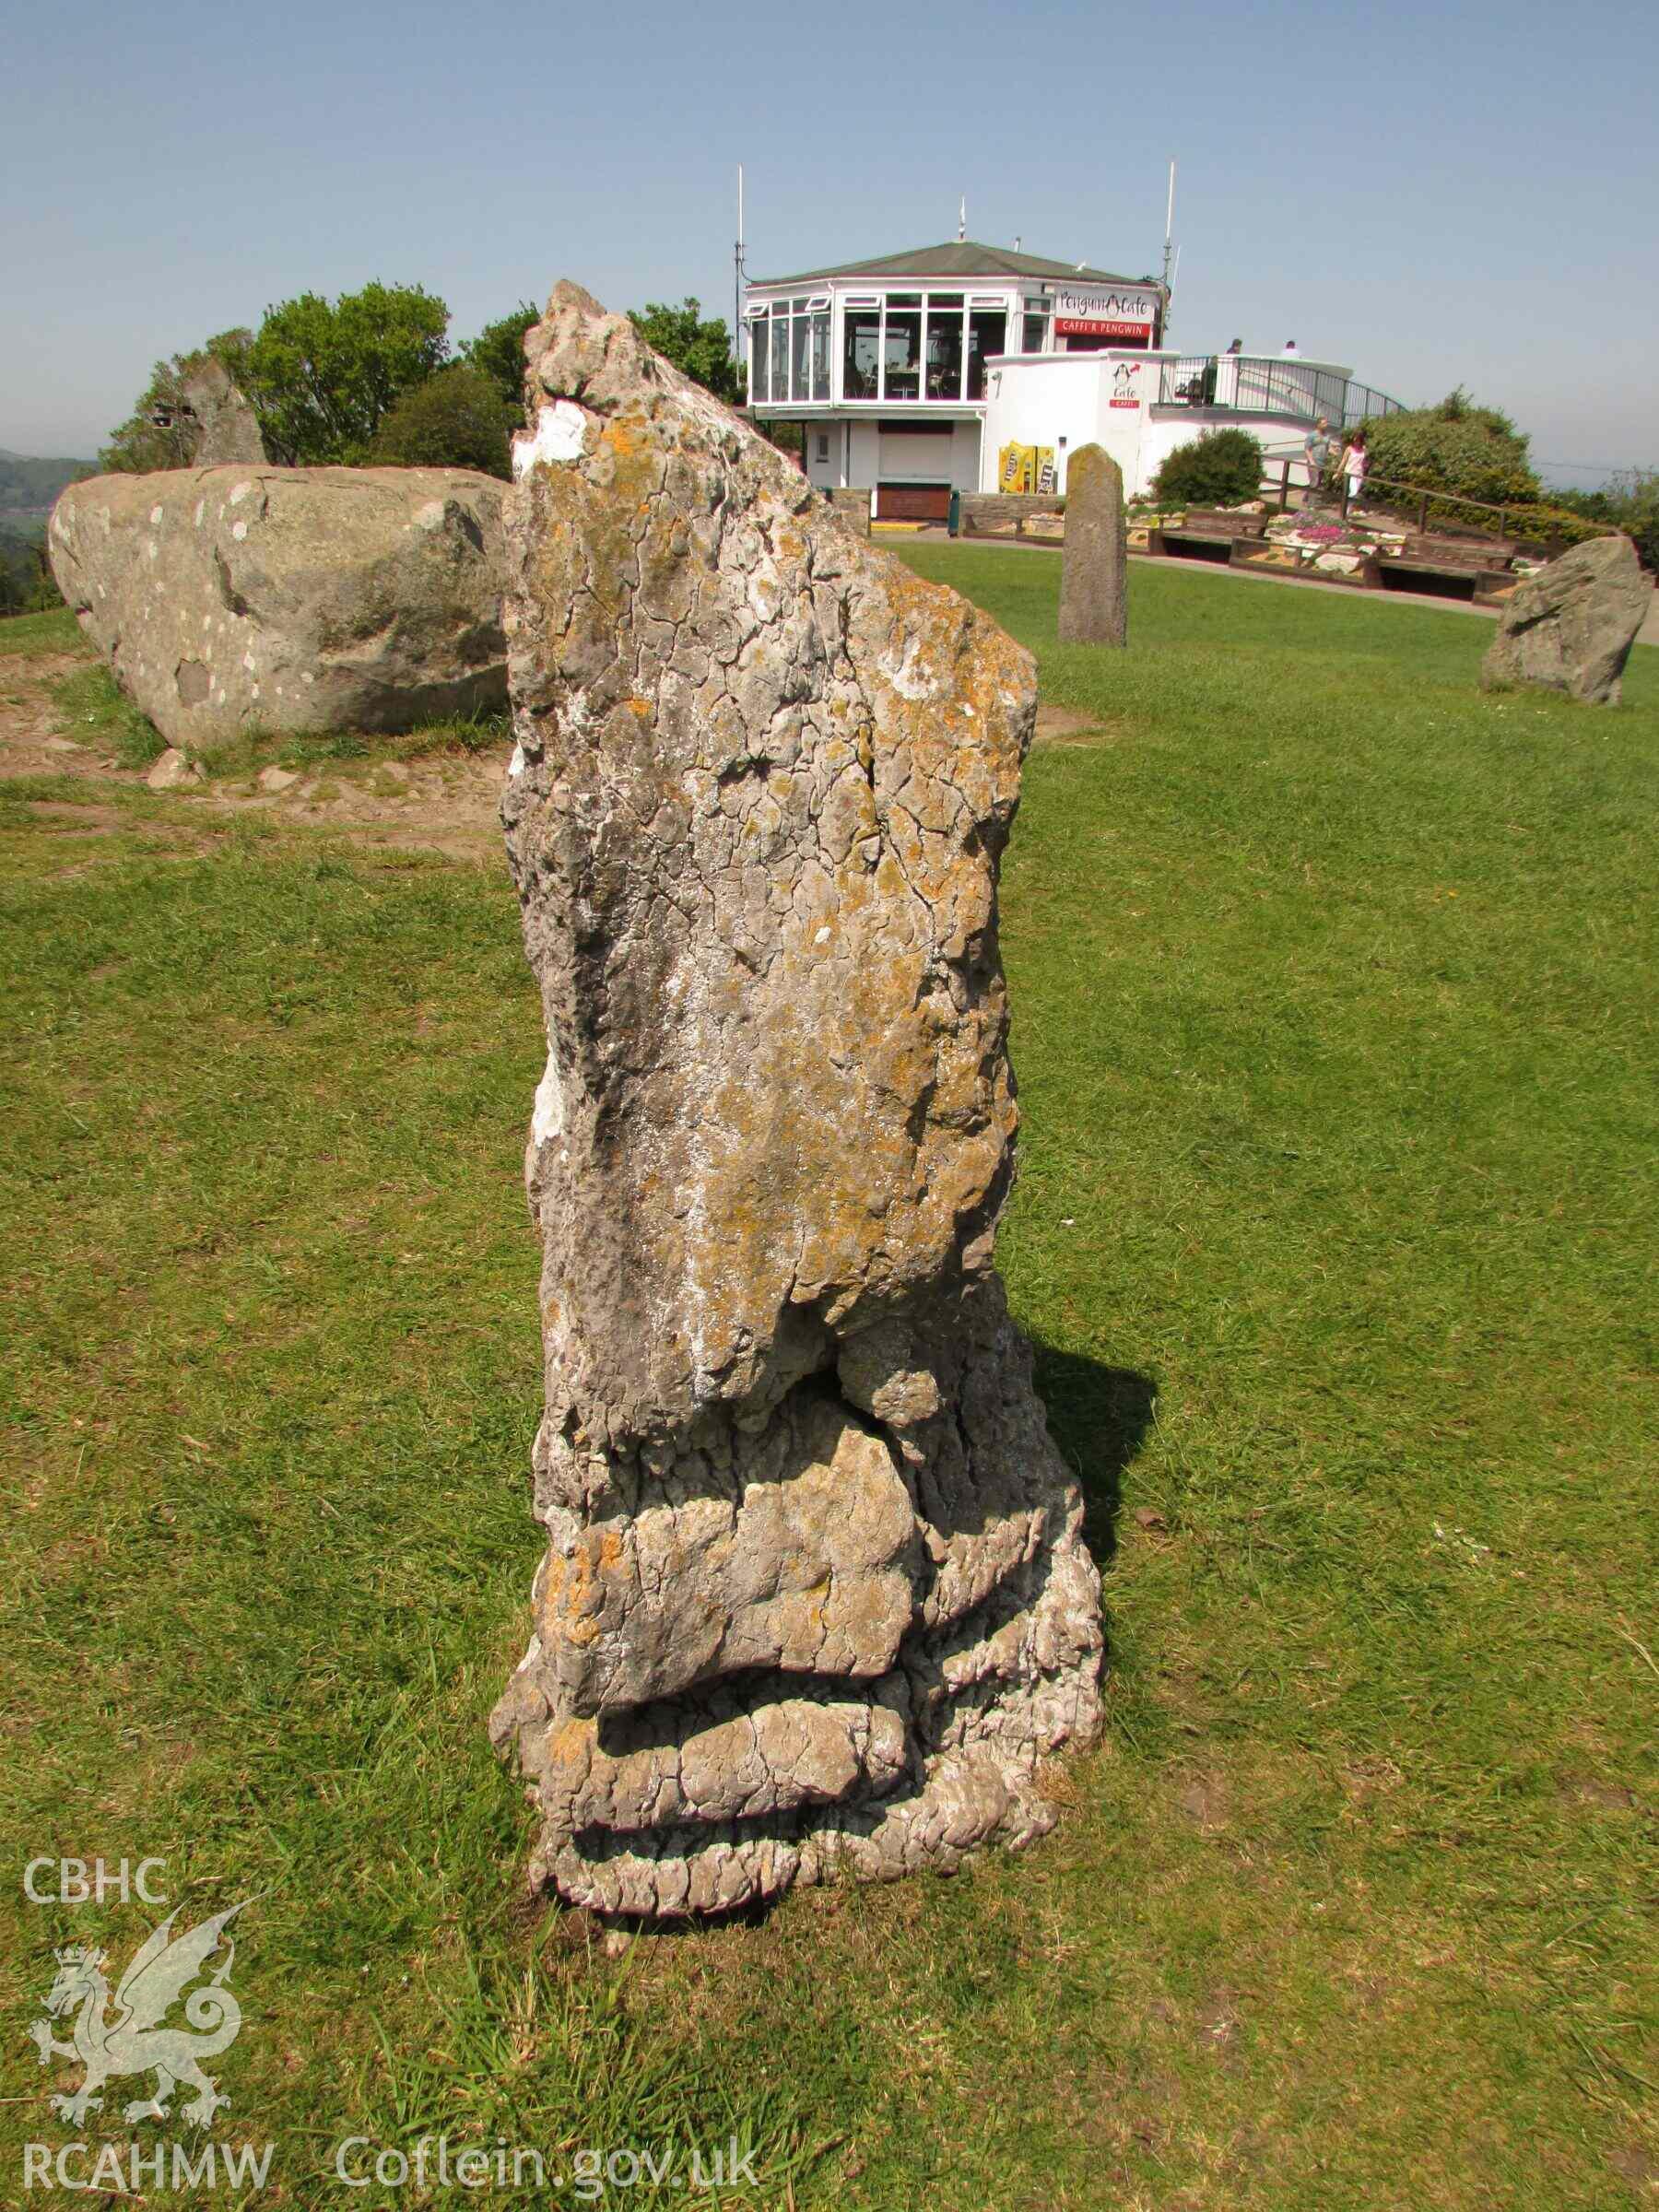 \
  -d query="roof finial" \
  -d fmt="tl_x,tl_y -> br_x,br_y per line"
958,195 -> 966,243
